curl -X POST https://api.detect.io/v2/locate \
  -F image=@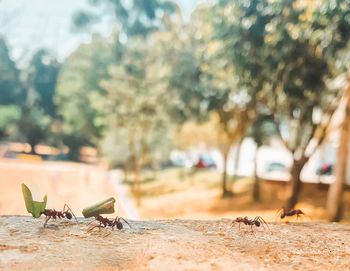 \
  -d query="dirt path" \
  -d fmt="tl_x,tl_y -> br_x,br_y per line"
0,216 -> 349,270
